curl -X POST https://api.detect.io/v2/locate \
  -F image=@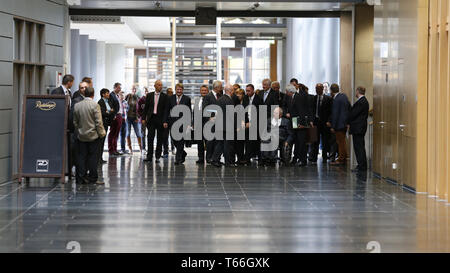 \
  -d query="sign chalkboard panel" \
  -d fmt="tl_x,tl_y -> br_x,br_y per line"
19,95 -> 69,181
